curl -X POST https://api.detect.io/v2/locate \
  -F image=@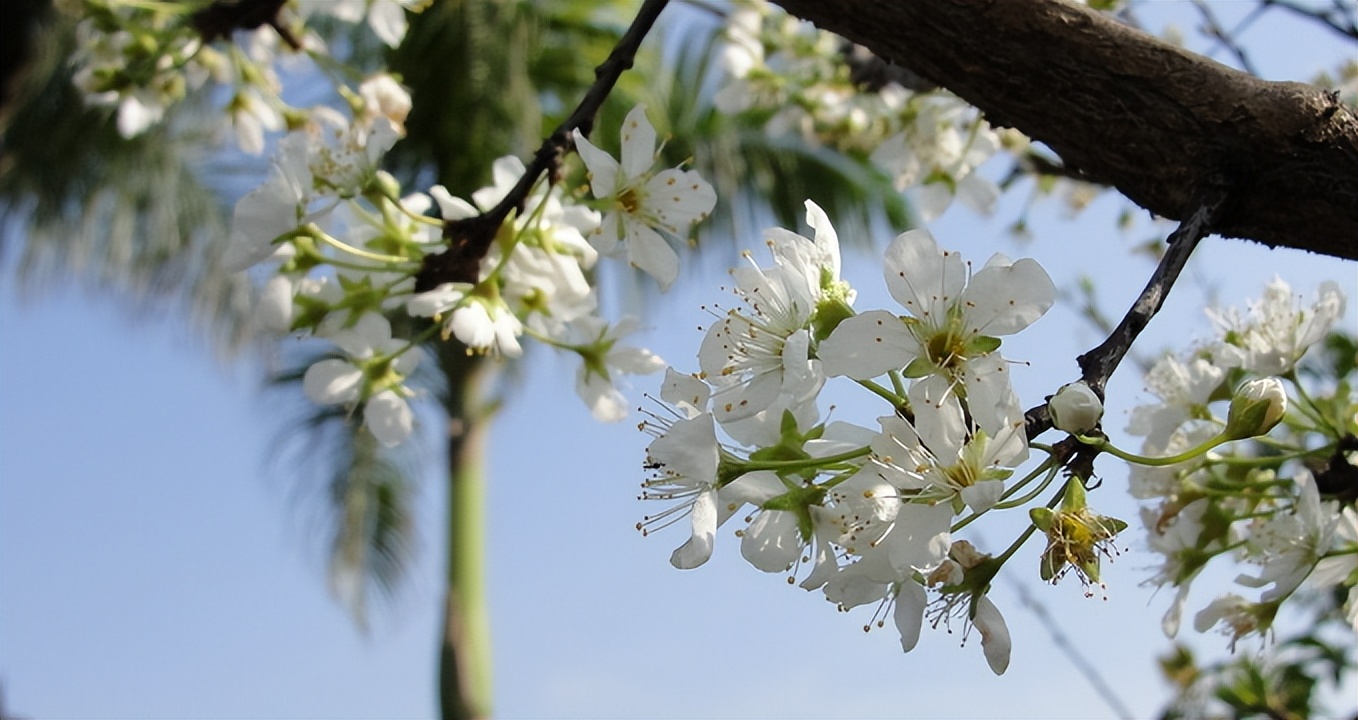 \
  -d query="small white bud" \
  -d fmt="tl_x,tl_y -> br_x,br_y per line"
1224,377 -> 1287,440
1048,381 -> 1103,435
